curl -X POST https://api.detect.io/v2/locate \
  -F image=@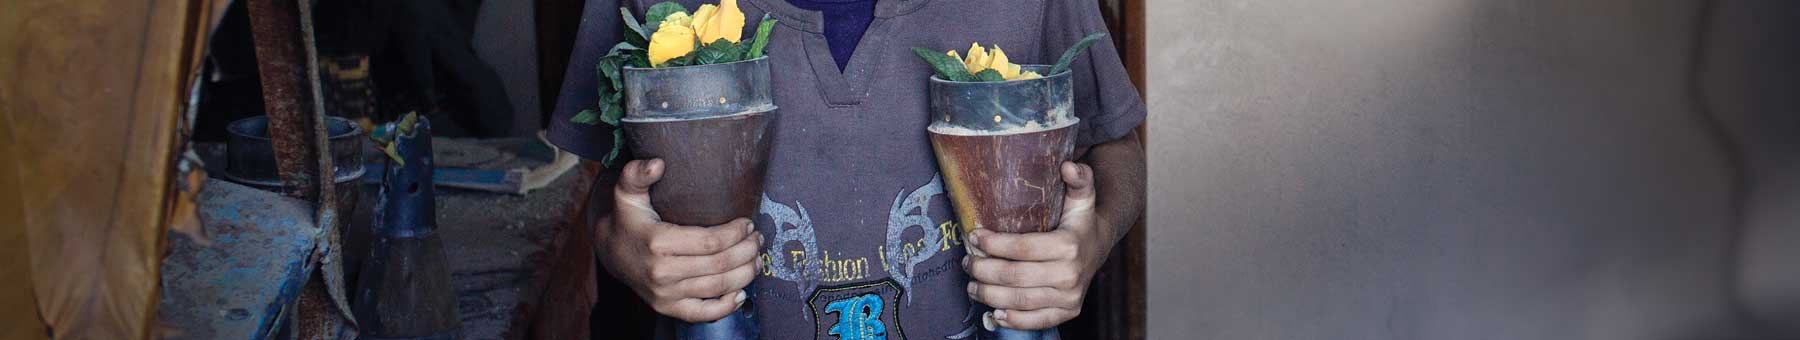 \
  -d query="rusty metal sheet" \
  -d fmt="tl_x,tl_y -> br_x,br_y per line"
157,179 -> 319,340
